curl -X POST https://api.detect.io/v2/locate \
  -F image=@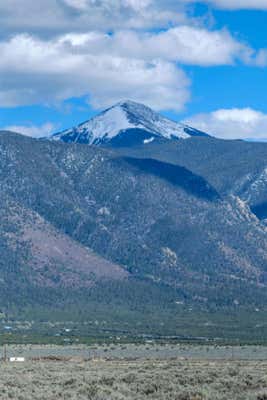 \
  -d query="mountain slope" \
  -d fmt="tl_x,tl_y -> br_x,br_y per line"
0,191 -> 127,291
51,100 -> 209,146
1,131 -> 267,313
114,137 -> 267,223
